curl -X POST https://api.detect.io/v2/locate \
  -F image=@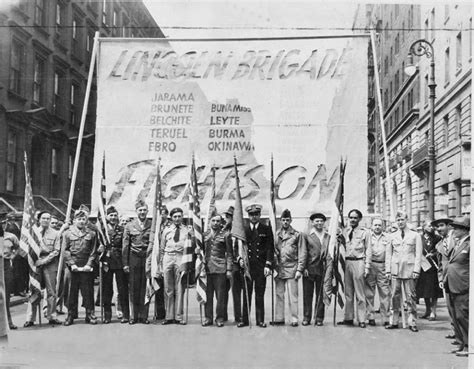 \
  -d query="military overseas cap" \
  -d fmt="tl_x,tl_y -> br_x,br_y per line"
169,207 -> 184,217
450,216 -> 470,230
160,205 -> 169,214
73,209 -> 88,219
310,213 -> 327,221
37,210 -> 51,220
281,209 -> 292,219
78,204 -> 90,214
107,206 -> 118,215
431,214 -> 452,227
135,199 -> 147,209
245,204 -> 262,214
224,206 -> 234,217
